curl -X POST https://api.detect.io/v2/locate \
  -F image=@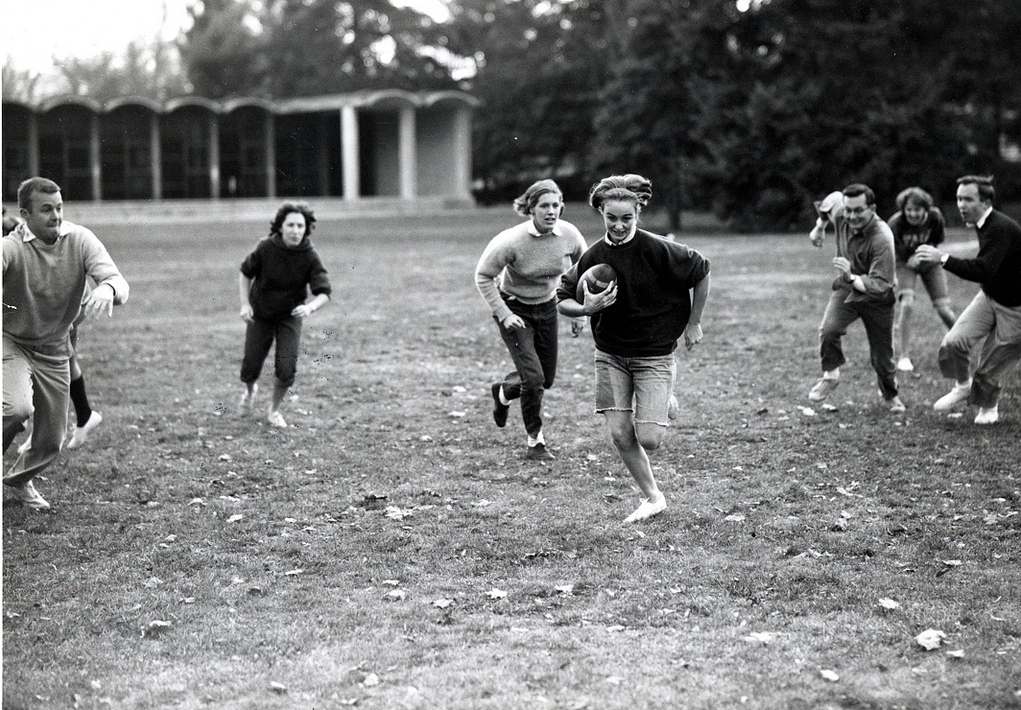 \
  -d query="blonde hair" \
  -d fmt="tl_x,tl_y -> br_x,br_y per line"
588,174 -> 653,212
513,179 -> 563,217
